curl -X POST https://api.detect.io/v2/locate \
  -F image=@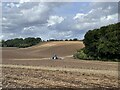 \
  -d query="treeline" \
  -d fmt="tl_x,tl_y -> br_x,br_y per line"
74,22 -> 120,61
1,37 -> 42,48
1,37 -> 82,48
47,38 -> 82,41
